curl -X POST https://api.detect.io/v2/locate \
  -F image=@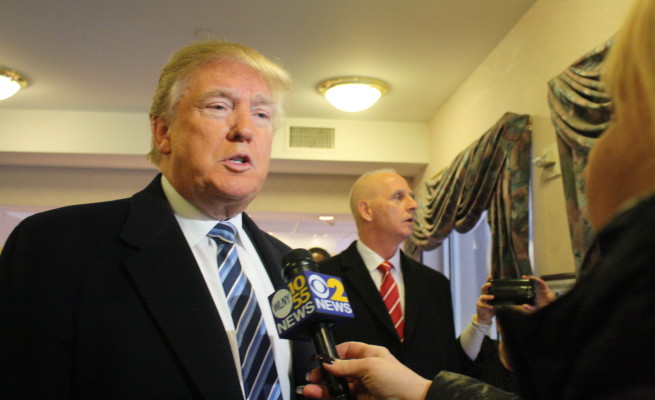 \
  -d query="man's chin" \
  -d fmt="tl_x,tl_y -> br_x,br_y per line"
188,182 -> 260,219
209,175 -> 262,198
400,228 -> 414,240
216,184 -> 261,206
